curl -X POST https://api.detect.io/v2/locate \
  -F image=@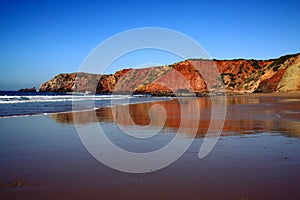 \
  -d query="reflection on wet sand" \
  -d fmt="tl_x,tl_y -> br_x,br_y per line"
51,93 -> 300,137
